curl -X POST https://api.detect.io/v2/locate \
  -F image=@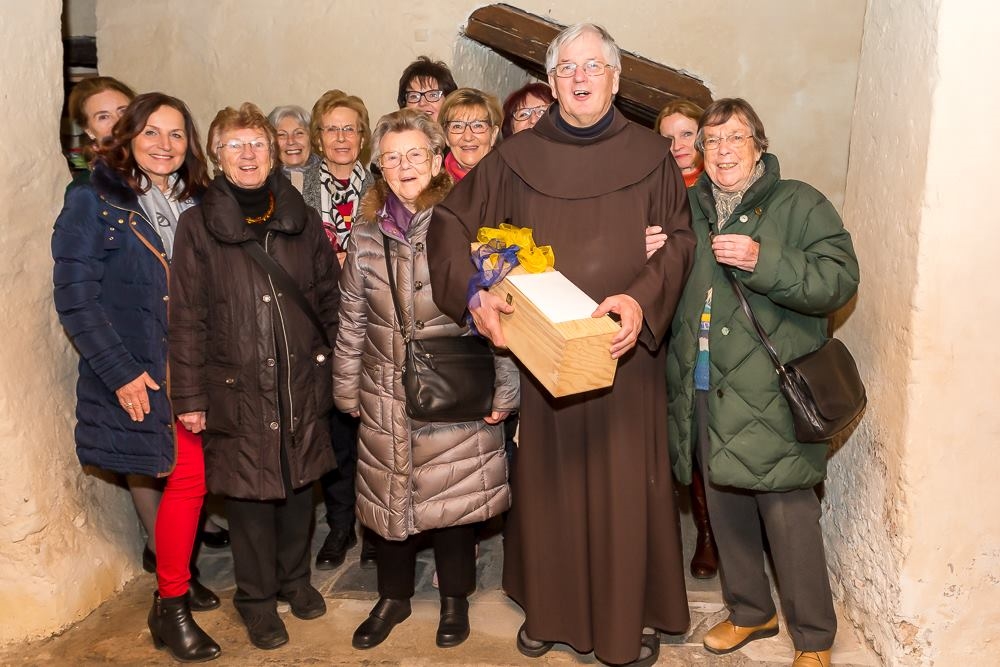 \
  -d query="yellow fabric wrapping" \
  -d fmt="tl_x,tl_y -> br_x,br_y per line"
475,223 -> 555,273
